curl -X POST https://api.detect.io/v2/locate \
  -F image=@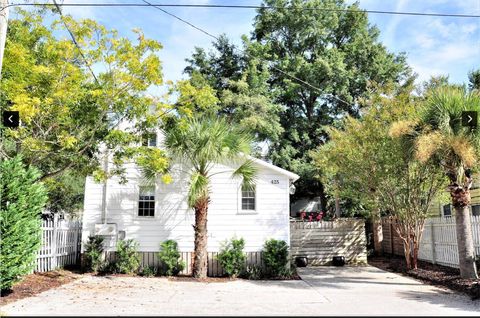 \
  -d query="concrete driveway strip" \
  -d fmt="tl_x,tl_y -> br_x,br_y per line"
1,266 -> 479,316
